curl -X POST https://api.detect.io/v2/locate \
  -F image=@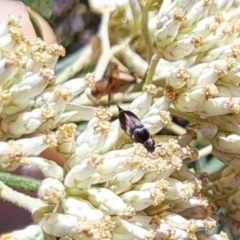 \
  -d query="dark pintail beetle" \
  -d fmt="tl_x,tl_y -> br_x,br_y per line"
117,105 -> 155,152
